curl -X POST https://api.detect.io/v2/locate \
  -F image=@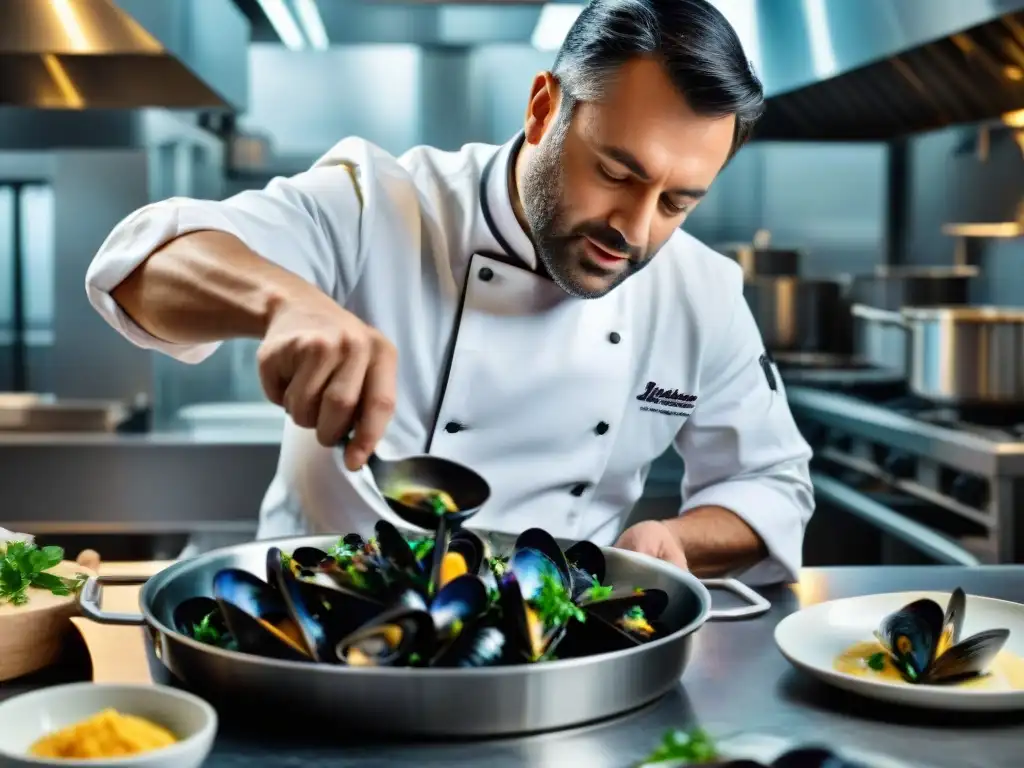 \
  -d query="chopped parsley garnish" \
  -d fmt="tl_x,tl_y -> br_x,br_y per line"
489,555 -> 510,578
191,612 -> 222,645
407,537 -> 433,561
0,541 -> 88,606
532,571 -> 585,629
641,727 -> 719,764
329,538 -> 361,566
583,577 -> 613,602
624,605 -> 646,621
427,494 -> 449,516
866,652 -> 886,671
